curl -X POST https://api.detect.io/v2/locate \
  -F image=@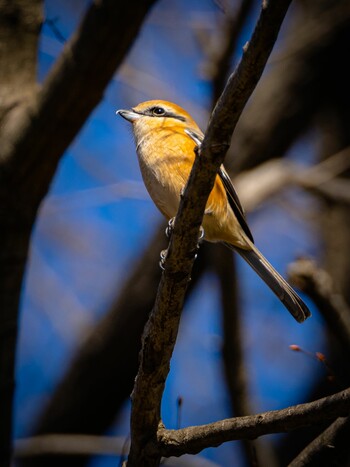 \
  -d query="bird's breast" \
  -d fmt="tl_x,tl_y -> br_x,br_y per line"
136,131 -> 195,219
